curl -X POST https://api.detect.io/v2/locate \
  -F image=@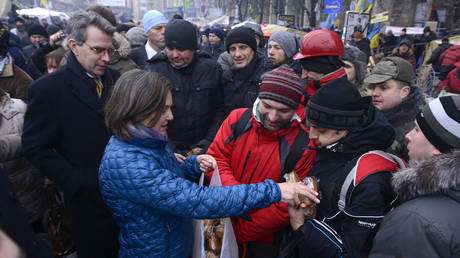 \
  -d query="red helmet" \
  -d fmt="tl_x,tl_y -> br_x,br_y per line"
294,29 -> 344,60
